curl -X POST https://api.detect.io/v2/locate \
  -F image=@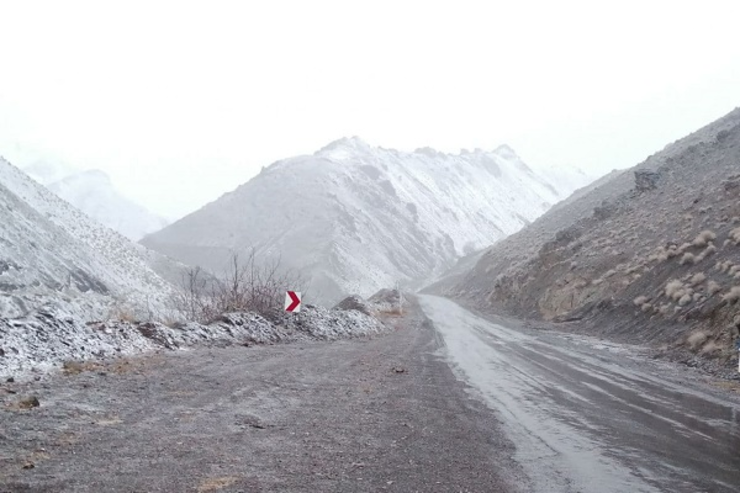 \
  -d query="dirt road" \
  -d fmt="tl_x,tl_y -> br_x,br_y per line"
0,305 -> 523,492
